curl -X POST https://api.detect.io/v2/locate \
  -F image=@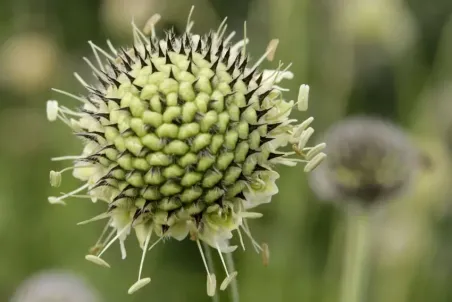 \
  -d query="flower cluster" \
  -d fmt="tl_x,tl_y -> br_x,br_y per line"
47,8 -> 325,296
